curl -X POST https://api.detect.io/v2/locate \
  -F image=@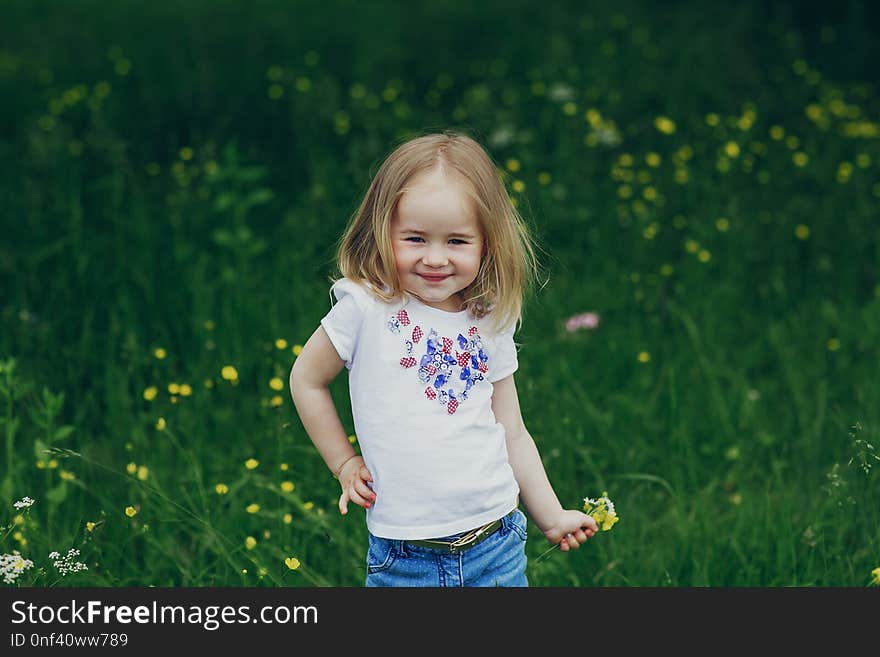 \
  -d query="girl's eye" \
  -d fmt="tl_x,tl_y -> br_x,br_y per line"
449,239 -> 466,245
404,237 -> 424,243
